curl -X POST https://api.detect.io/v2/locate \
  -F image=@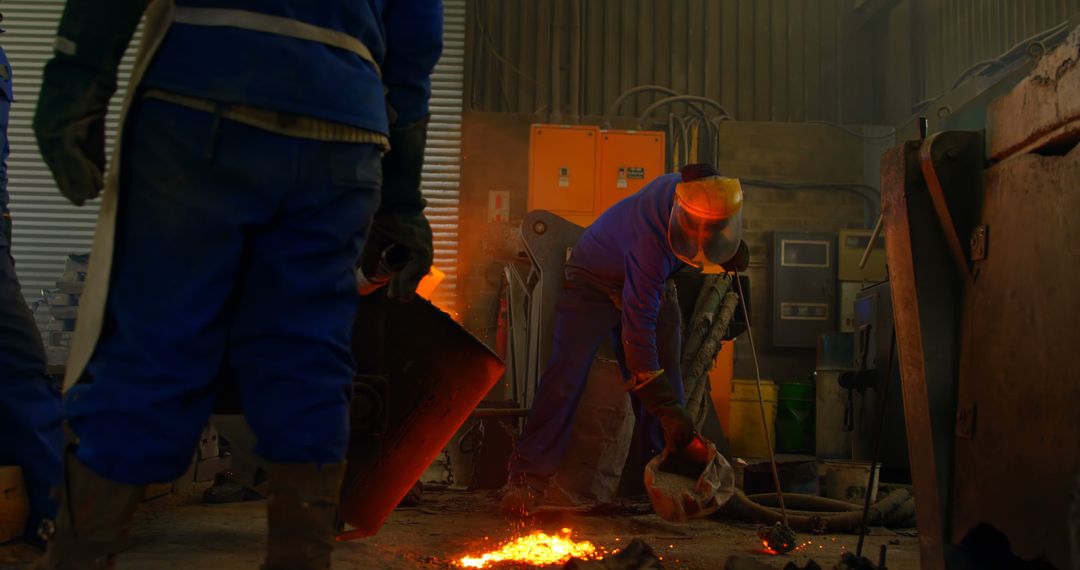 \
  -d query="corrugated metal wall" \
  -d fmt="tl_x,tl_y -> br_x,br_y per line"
879,0 -> 1079,123
921,0 -> 1080,97
3,2 -> 139,333
425,0 -> 466,312
468,0 -> 1080,127
467,0 -> 868,123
